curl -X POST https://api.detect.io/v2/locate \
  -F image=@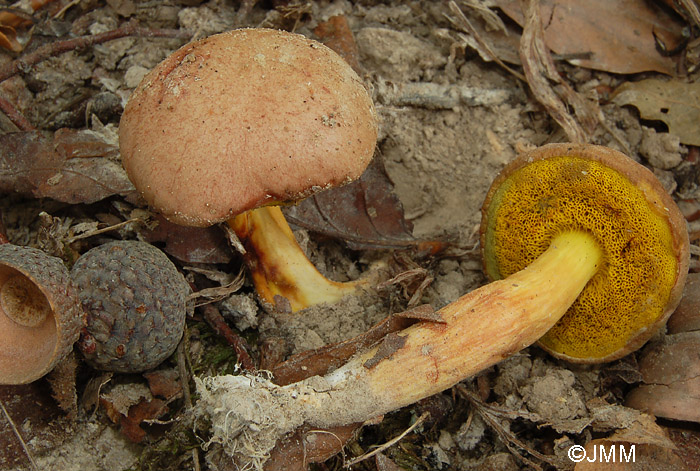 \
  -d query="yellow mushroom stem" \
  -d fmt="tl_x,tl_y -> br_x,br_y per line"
228,206 -> 370,312
317,230 -> 602,415
199,231 -> 603,463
